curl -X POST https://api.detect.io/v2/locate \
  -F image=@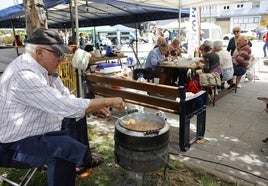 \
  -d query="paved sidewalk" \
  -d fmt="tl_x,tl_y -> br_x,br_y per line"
87,78 -> 268,186
84,57 -> 268,185
165,79 -> 268,186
